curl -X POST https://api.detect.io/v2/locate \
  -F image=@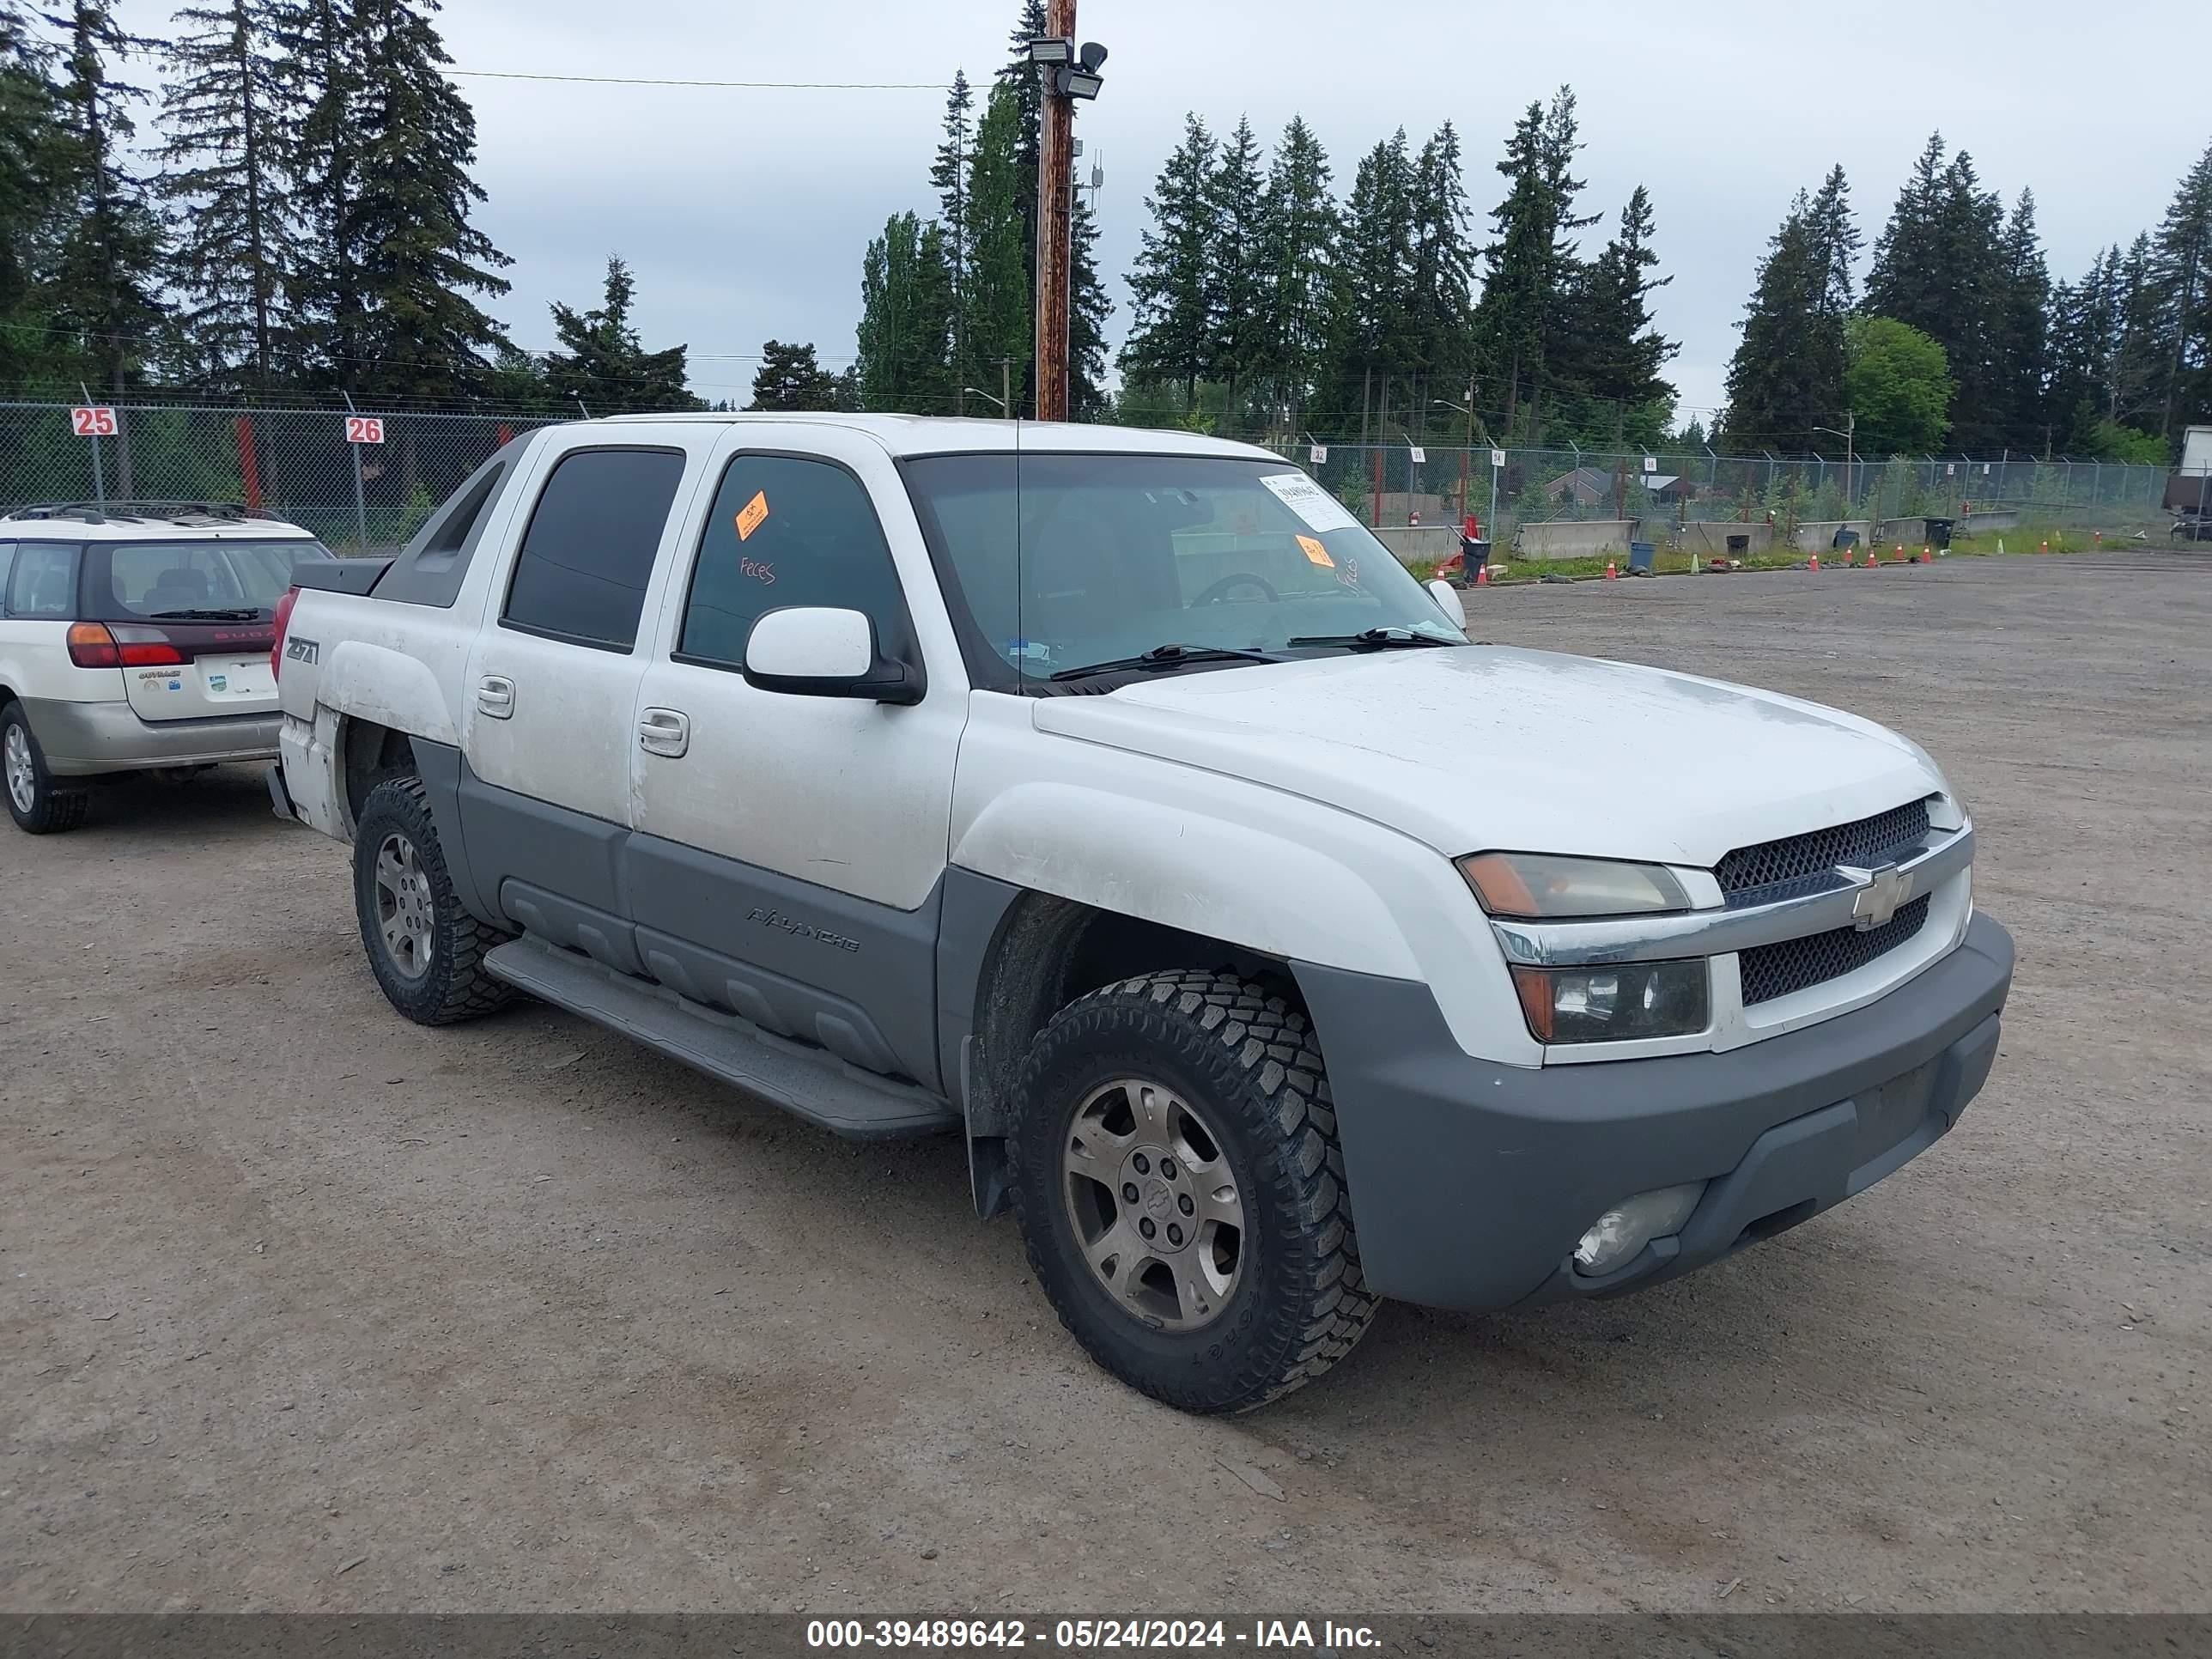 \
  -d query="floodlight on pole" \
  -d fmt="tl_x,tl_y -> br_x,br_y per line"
1026,36 -> 1073,64
964,386 -> 1007,414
